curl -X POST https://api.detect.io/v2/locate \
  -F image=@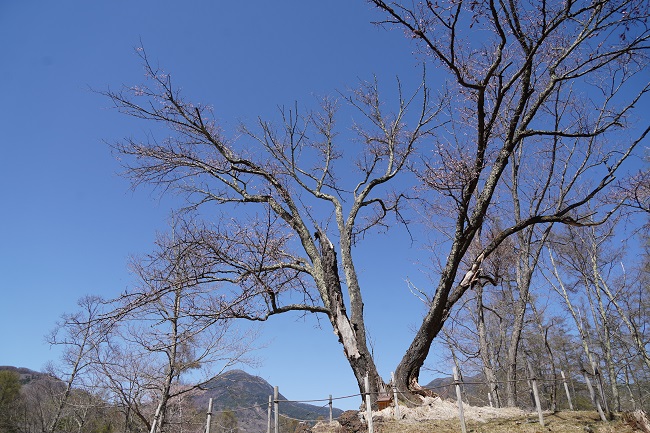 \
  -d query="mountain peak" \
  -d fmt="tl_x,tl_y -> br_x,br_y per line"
193,370 -> 343,433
